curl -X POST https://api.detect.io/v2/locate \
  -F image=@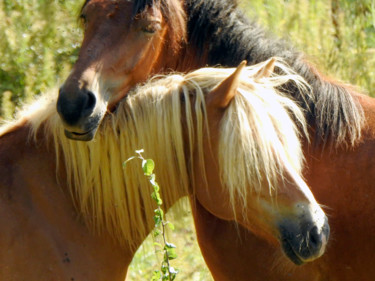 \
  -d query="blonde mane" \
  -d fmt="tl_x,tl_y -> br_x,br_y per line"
0,59 -> 310,247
